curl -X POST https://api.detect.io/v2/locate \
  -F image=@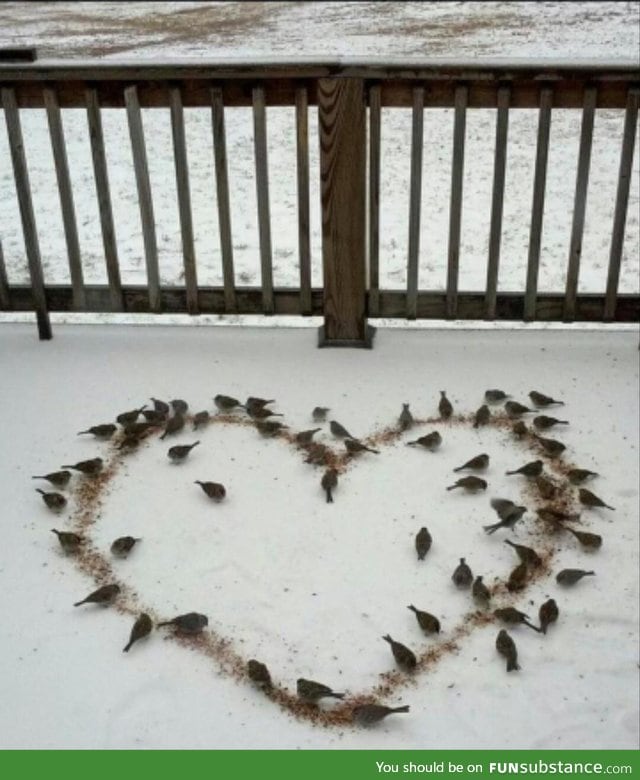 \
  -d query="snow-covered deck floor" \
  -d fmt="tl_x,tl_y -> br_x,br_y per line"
1,322 -> 638,749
